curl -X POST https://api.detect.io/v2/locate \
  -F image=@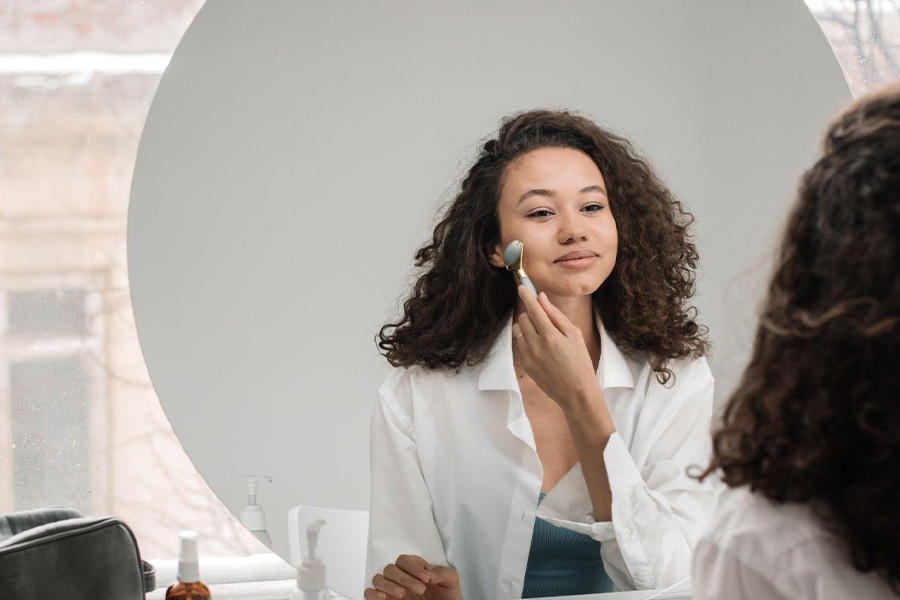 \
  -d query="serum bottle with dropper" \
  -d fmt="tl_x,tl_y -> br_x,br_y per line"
166,530 -> 211,600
